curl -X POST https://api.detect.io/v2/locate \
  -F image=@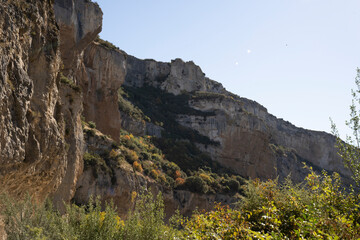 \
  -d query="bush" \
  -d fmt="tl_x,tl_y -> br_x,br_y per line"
223,179 -> 241,193
181,167 -> 360,239
133,161 -> 143,172
95,36 -> 120,51
185,176 -> 208,194
121,190 -> 180,239
124,149 -> 138,163
83,152 -> 105,168
84,128 -> 96,137
175,177 -> 185,186
88,121 -> 96,129
1,191 -> 180,240
150,169 -> 159,180
109,149 -> 119,159
59,72 -> 81,92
